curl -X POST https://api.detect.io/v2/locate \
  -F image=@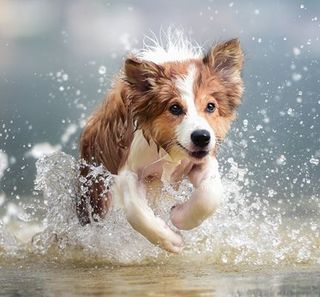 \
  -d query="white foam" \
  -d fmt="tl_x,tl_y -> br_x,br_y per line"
33,153 -> 160,263
26,142 -> 61,159
134,28 -> 203,64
